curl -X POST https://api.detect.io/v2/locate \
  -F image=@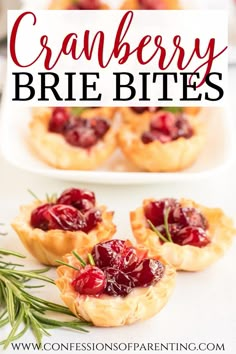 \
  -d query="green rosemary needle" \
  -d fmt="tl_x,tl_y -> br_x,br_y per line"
0,248 -> 91,349
147,207 -> 173,243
